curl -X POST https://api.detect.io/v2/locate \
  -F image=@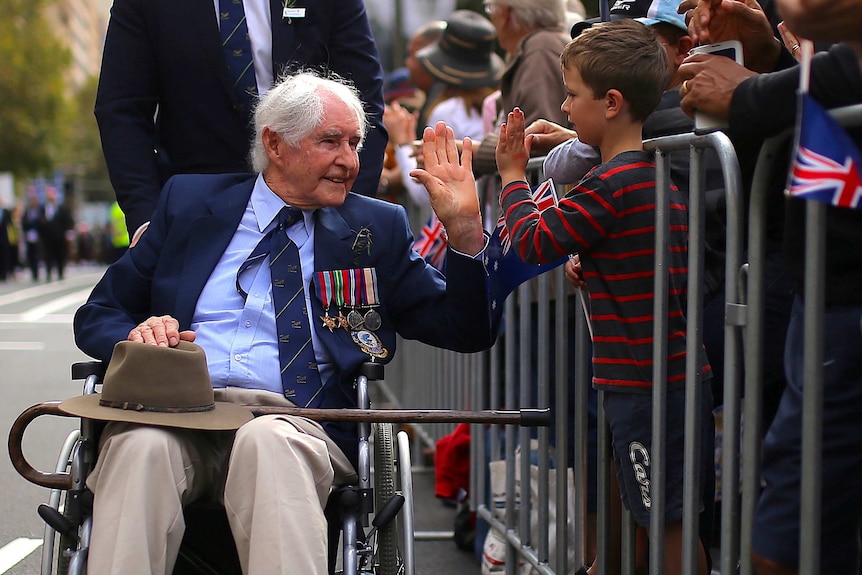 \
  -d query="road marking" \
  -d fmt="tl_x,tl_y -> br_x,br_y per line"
0,341 -> 44,351
0,314 -> 75,325
0,538 -> 42,573
0,272 -> 103,308
20,289 -> 91,322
